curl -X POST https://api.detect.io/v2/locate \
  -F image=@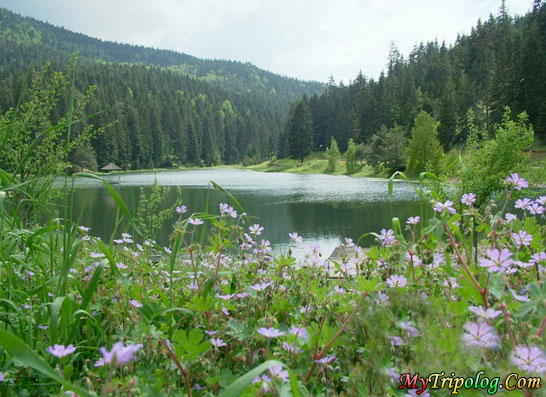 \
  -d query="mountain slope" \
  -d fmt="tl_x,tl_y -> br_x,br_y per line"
0,7 -> 325,169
